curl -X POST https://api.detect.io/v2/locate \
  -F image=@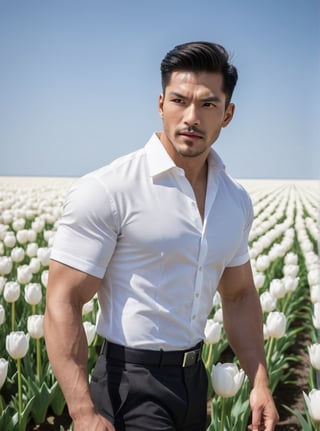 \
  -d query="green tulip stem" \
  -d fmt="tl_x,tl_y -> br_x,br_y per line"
11,302 -> 15,331
36,338 -> 41,379
280,292 -> 291,315
205,344 -> 213,369
92,333 -> 98,347
220,397 -> 226,431
266,337 -> 275,366
17,358 -> 22,425
32,304 -> 36,315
